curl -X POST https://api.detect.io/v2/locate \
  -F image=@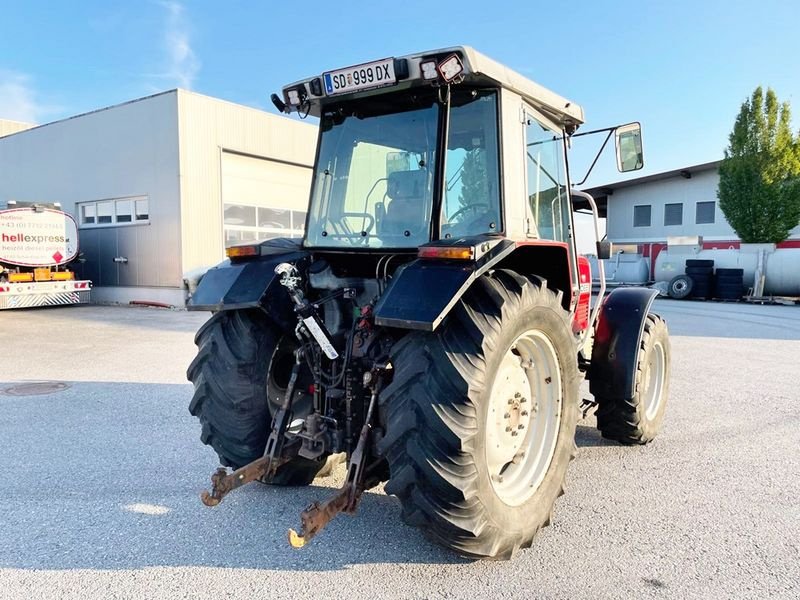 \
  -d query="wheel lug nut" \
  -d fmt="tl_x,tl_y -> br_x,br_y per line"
505,426 -> 512,432
511,431 -> 518,436
521,410 -> 529,417
518,424 -> 524,430
514,392 -> 522,398
503,412 -> 511,419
